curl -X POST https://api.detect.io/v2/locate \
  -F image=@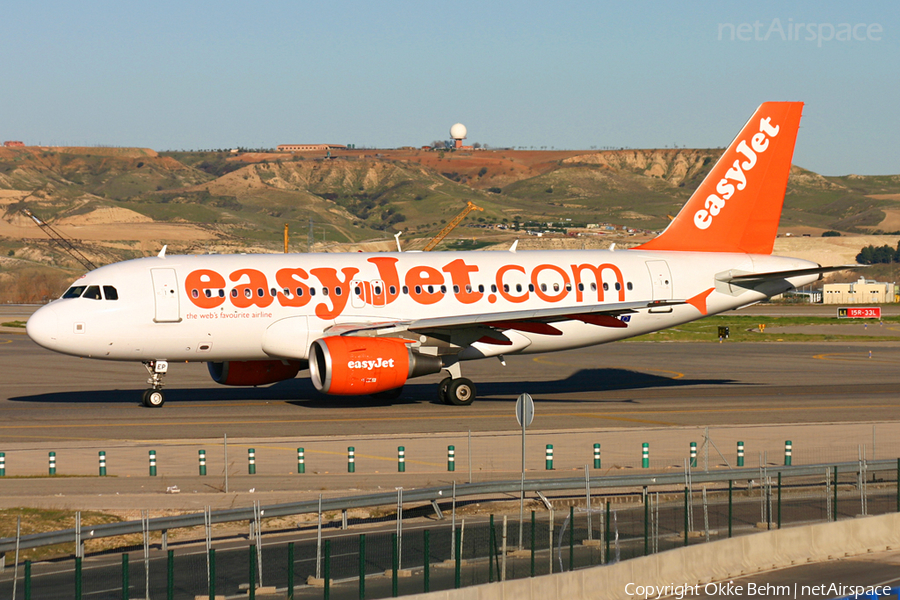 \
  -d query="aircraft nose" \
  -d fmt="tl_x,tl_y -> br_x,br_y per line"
26,304 -> 59,349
